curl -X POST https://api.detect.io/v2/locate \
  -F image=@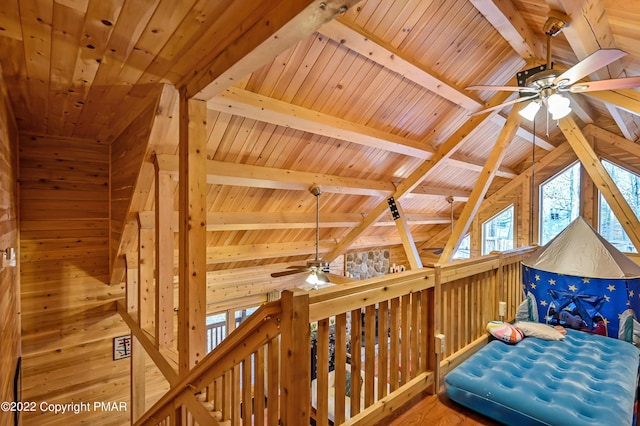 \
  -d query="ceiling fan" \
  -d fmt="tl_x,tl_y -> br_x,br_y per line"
270,185 -> 333,289
467,14 -> 640,121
